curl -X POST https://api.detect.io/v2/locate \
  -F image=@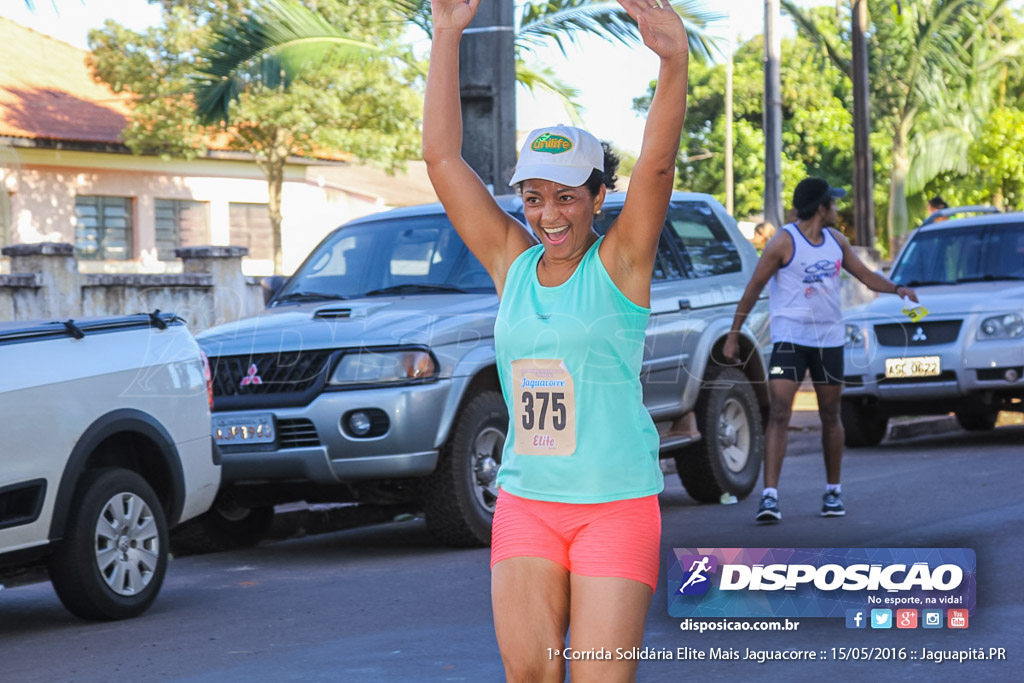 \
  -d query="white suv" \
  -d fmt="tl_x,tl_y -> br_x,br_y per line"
842,212 -> 1024,445
0,313 -> 220,620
